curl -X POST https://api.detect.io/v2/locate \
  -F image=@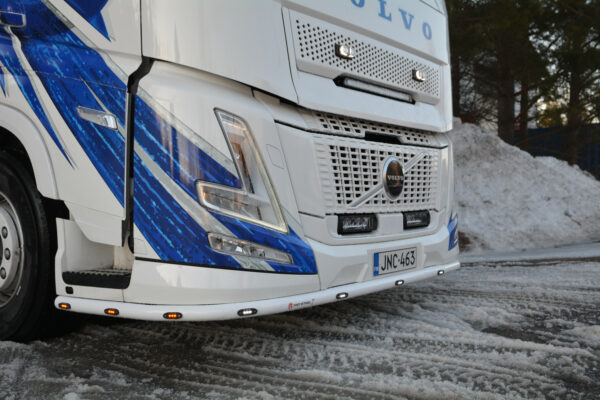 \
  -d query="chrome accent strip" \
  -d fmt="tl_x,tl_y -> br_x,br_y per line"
76,106 -> 118,130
